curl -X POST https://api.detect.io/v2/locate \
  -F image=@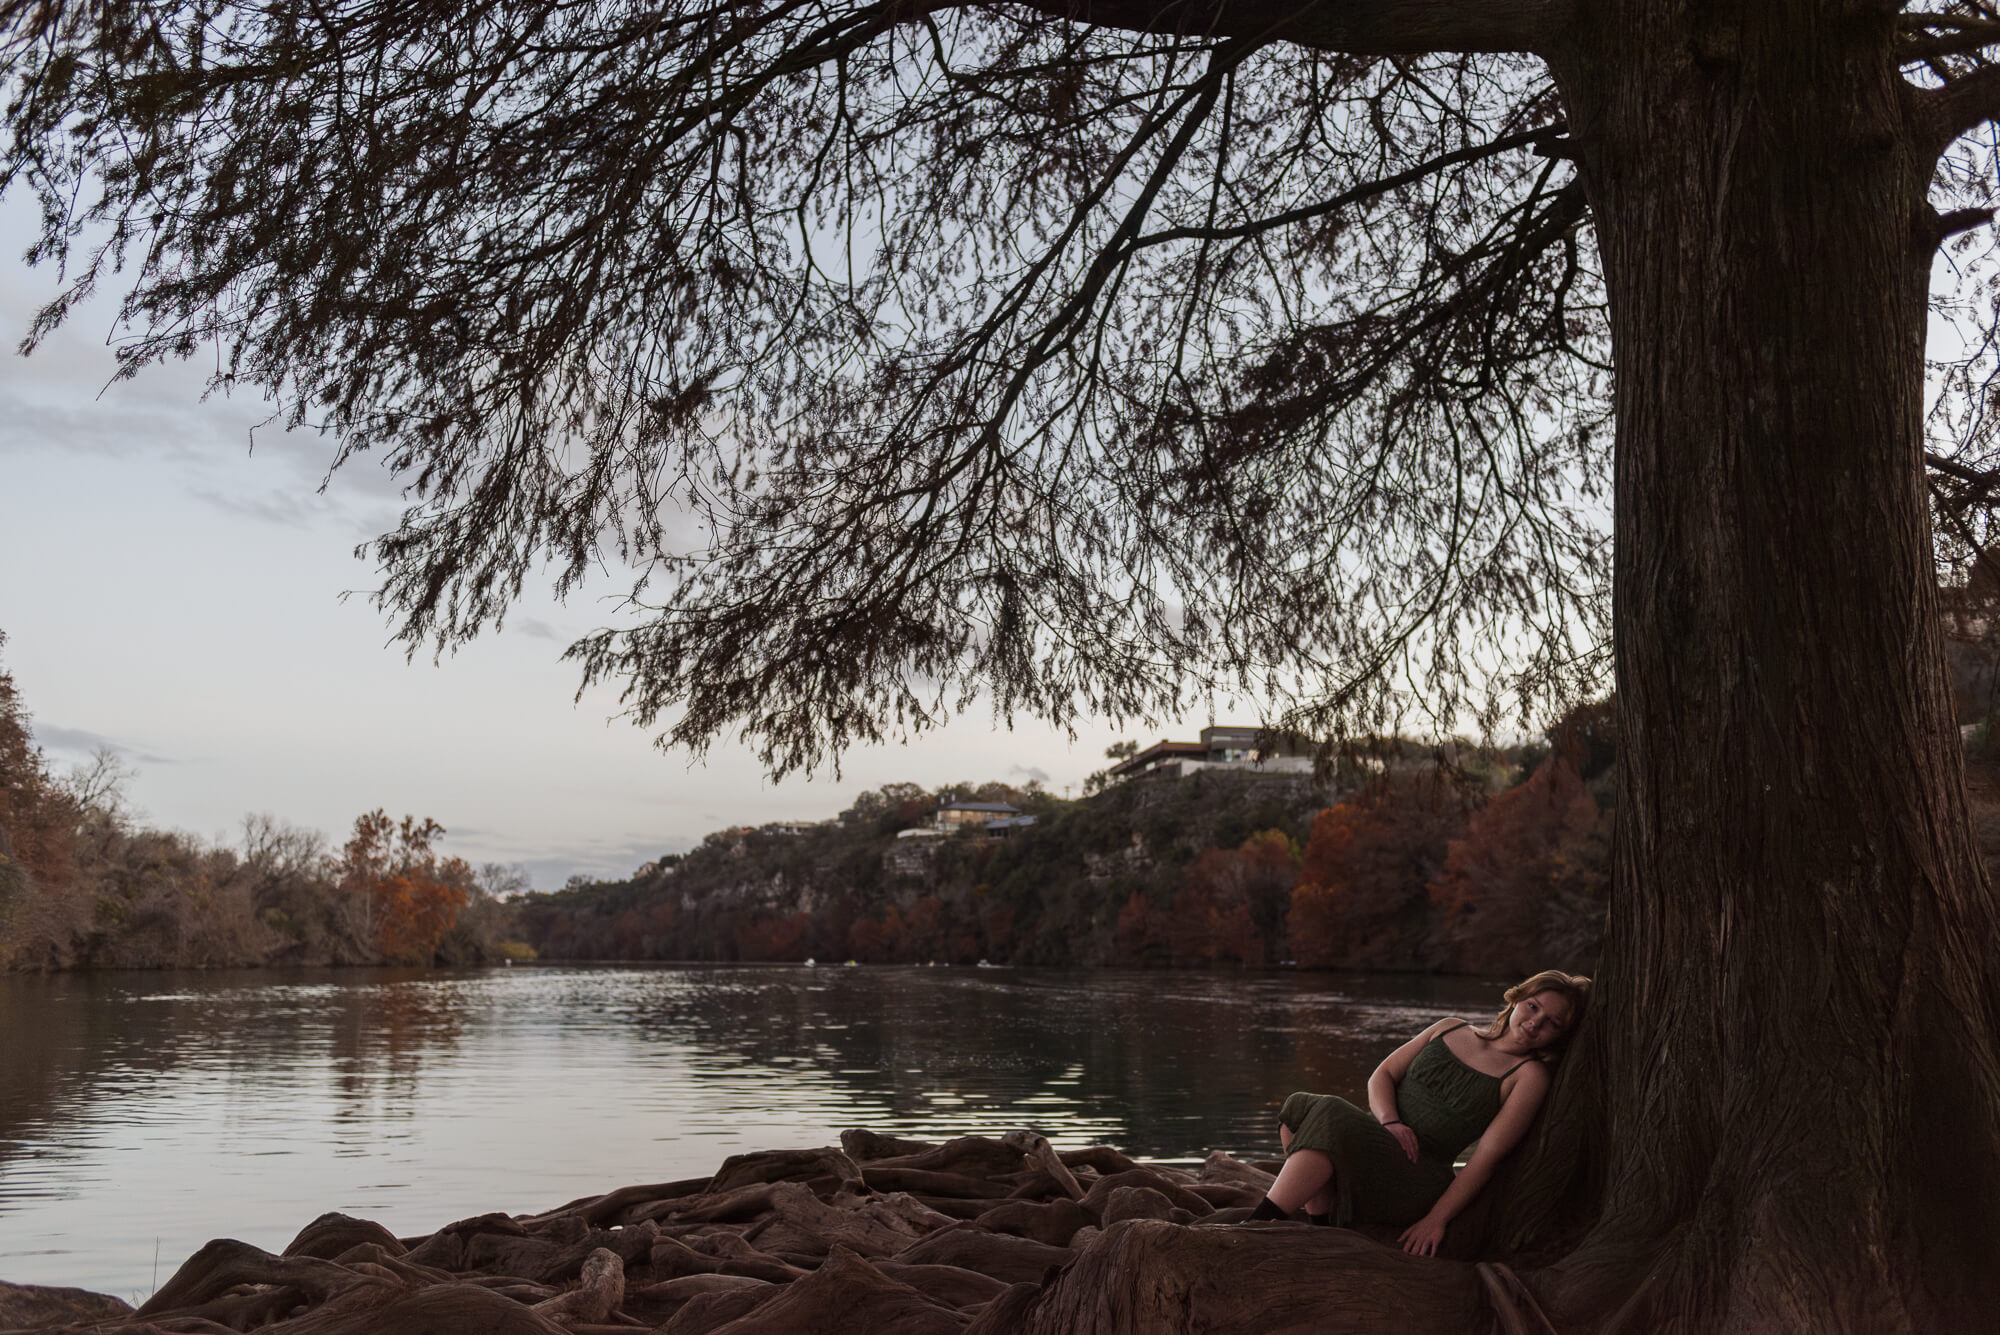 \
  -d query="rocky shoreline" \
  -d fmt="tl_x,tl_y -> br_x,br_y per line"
0,1129 -> 1273,1334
